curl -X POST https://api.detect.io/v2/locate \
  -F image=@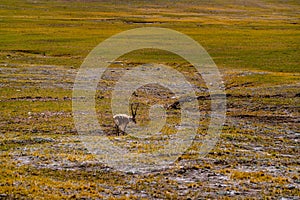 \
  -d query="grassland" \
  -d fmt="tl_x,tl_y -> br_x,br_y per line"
0,0 -> 299,199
